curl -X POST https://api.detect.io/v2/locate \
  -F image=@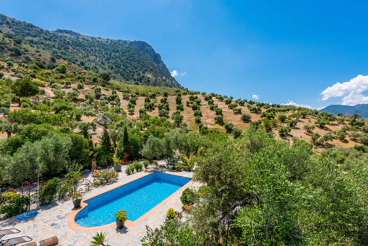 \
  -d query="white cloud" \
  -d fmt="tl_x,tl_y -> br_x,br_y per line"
171,70 -> 187,77
171,70 -> 178,77
284,100 -> 312,109
321,75 -> 368,106
252,94 -> 259,100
